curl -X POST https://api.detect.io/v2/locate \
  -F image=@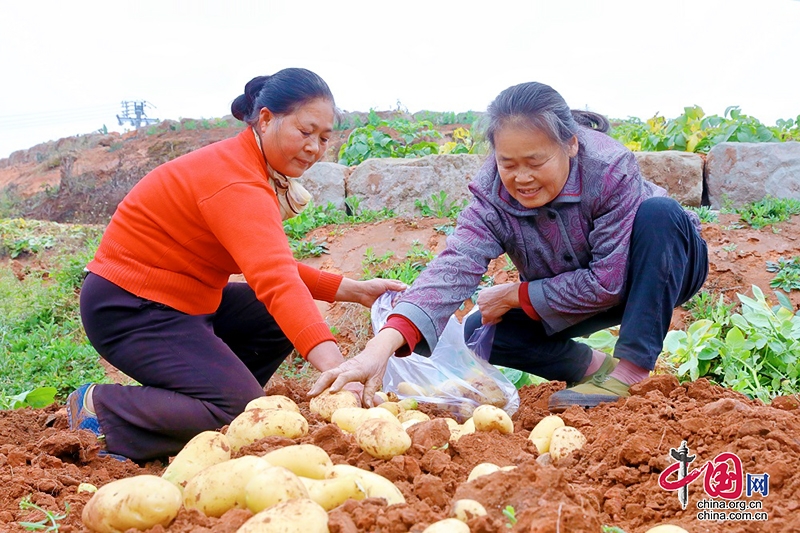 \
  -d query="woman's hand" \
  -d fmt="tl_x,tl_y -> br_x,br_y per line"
476,282 -> 521,325
309,328 -> 405,407
335,277 -> 407,307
